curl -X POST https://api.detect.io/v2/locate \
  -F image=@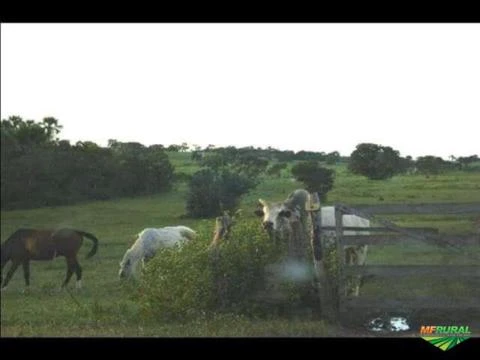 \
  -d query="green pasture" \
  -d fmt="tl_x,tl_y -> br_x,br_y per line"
1,153 -> 479,336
